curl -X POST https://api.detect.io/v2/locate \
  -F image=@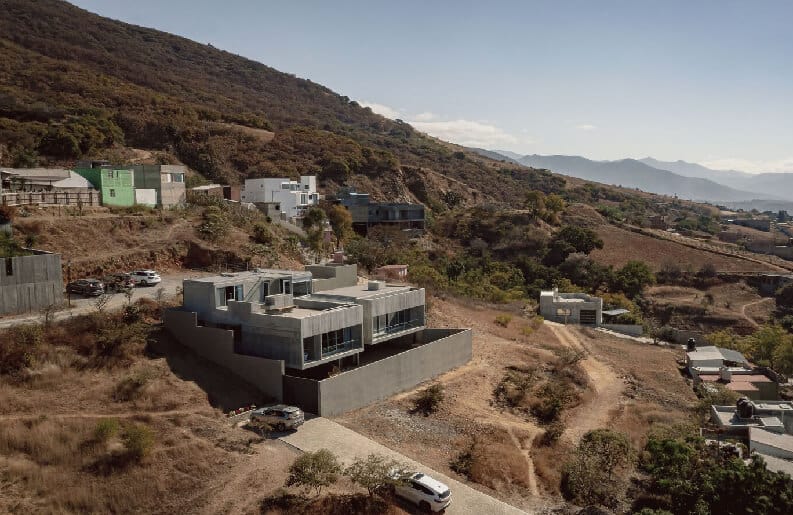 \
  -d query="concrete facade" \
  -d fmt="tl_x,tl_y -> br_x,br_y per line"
711,400 -> 793,435
130,165 -> 187,208
240,176 -> 319,219
164,264 -> 470,415
283,328 -> 473,416
336,188 -> 425,235
162,310 -> 284,399
0,250 -> 63,315
539,288 -> 602,325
